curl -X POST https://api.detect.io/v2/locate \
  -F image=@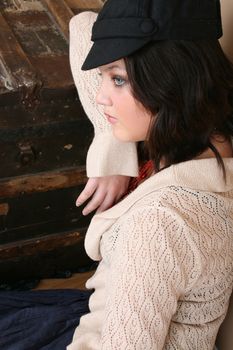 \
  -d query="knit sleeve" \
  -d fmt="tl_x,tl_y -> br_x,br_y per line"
69,12 -> 139,177
101,205 -> 198,349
